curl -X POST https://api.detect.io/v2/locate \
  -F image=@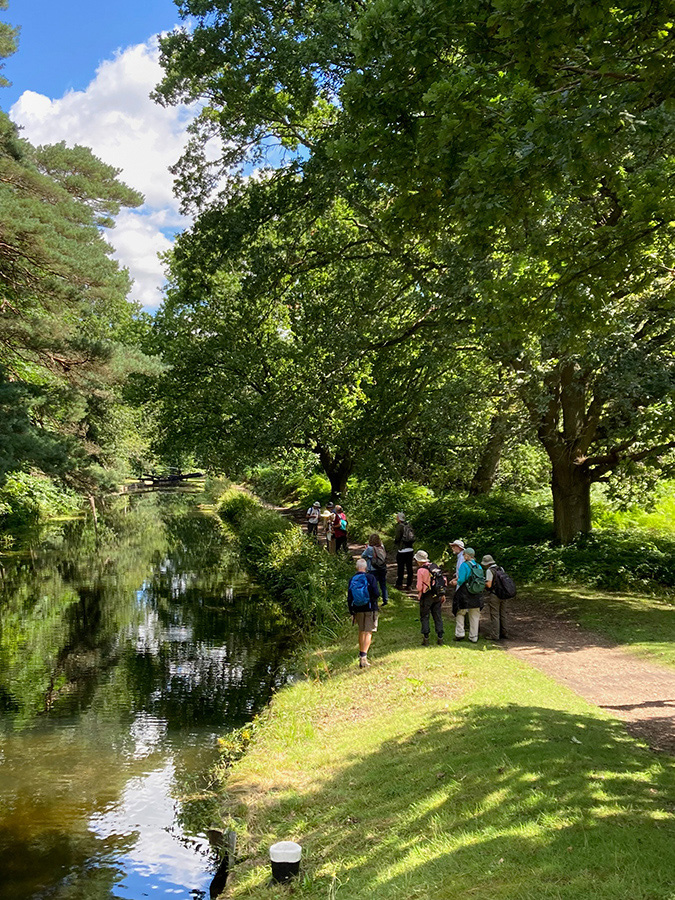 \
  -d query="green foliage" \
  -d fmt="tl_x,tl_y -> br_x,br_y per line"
218,488 -> 351,629
414,493 -> 675,593
346,478 -> 435,537
0,471 -> 80,530
155,0 -> 675,543
248,463 -> 333,511
0,104 -> 158,512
